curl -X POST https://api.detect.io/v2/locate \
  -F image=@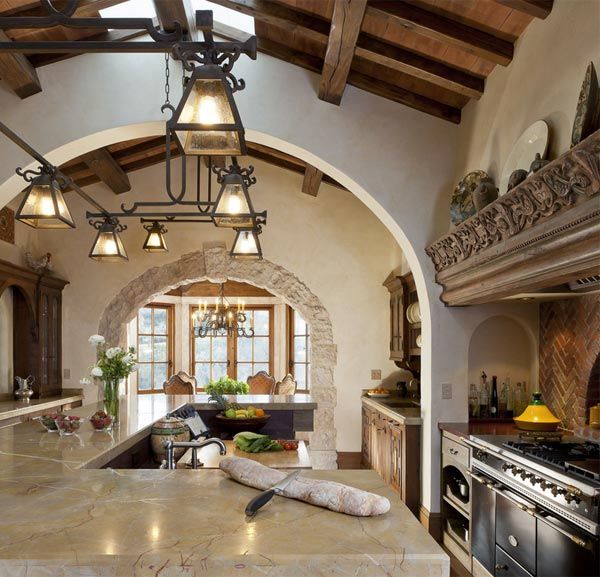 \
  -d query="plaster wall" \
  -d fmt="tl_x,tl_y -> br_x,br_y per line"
454,0 -> 600,183
0,287 -> 13,394
24,159 -> 403,453
0,12 -> 575,506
